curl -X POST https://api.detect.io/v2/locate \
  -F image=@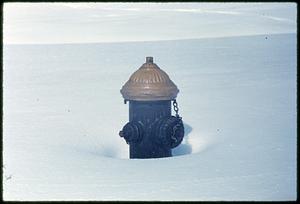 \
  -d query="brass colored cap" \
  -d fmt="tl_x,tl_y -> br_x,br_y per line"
120,57 -> 179,101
